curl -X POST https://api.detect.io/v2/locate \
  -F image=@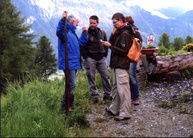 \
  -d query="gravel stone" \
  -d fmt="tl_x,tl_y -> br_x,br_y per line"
86,78 -> 193,137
